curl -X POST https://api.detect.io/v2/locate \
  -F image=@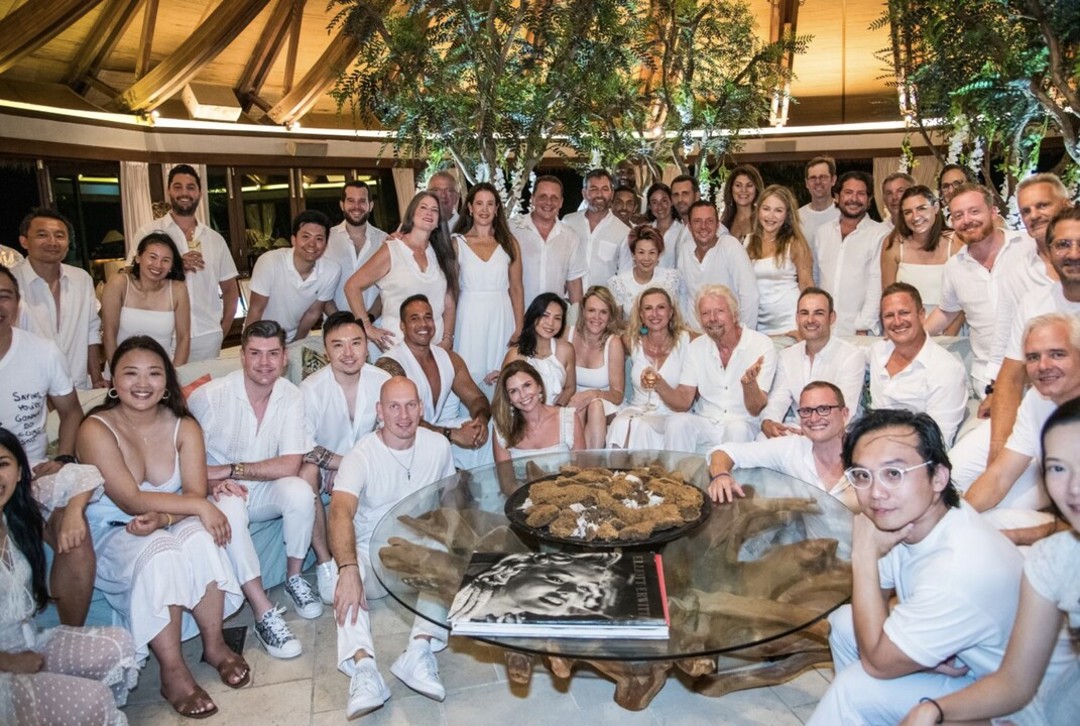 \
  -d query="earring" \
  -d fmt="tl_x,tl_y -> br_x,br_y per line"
639,325 -> 648,335
107,388 -> 118,399
161,390 -> 170,401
